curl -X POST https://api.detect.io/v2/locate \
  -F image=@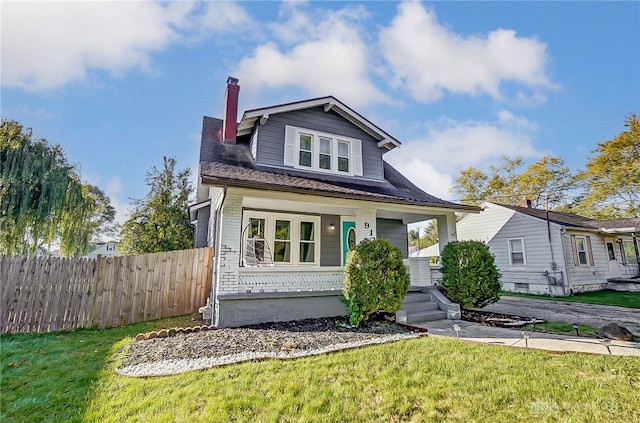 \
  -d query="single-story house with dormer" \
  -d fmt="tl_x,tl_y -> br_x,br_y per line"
455,202 -> 640,295
190,77 -> 479,327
